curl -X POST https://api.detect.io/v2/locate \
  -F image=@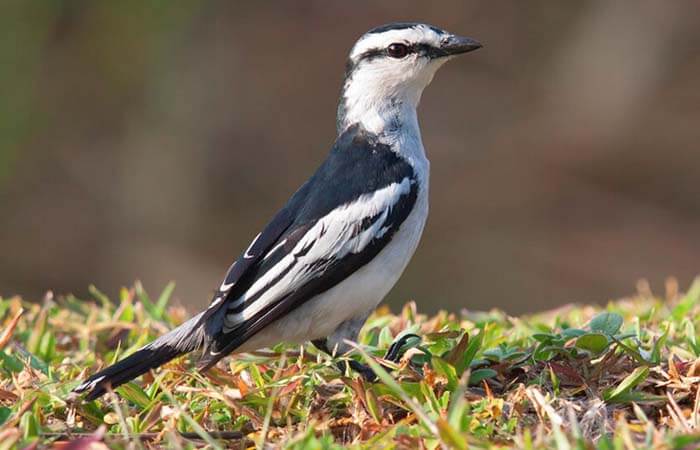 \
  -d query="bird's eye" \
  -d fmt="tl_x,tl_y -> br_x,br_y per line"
387,43 -> 409,58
